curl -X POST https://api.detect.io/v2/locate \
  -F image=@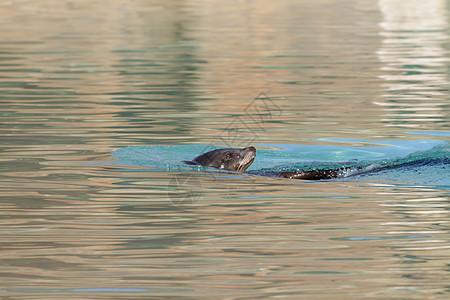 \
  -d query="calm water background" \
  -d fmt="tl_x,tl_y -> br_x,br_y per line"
1,0 -> 449,299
